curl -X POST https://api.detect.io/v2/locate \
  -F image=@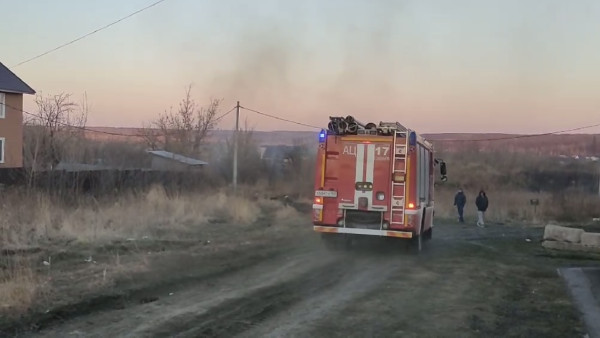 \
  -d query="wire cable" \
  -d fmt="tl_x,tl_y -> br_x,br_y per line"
214,106 -> 236,122
239,106 -> 322,130
239,105 -> 600,141
240,105 -> 600,140
12,0 -> 169,68
0,101 -> 235,138
431,122 -> 600,142
3,101 -> 598,142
